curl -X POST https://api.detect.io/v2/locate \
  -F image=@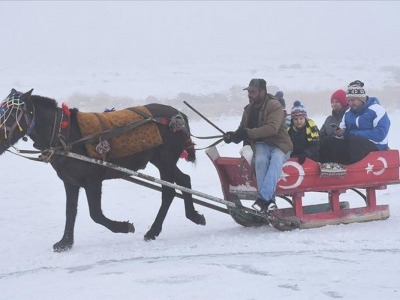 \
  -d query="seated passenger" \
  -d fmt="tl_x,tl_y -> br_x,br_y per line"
288,101 -> 320,164
223,78 -> 293,213
319,89 -> 349,140
319,80 -> 390,165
